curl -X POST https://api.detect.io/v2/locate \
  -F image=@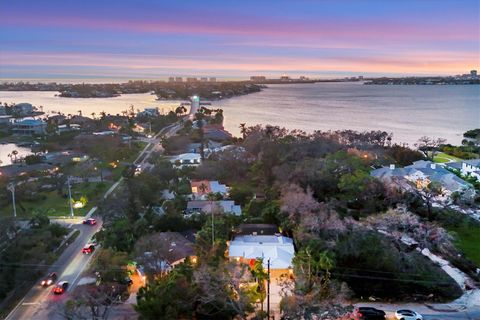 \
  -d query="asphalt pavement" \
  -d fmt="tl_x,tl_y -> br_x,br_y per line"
5,221 -> 101,320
